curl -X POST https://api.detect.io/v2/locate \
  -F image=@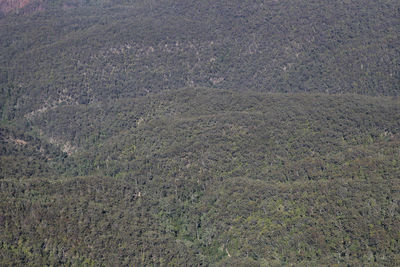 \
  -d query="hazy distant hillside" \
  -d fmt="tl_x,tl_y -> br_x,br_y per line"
1,1 -> 399,266
1,0 -> 399,119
